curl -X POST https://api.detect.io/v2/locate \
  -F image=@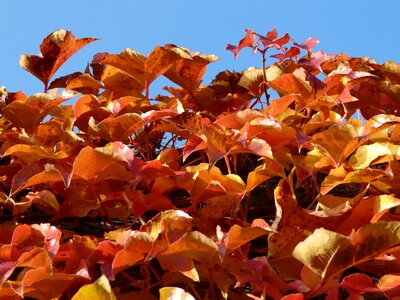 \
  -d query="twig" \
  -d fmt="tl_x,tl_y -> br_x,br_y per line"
261,51 -> 271,106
